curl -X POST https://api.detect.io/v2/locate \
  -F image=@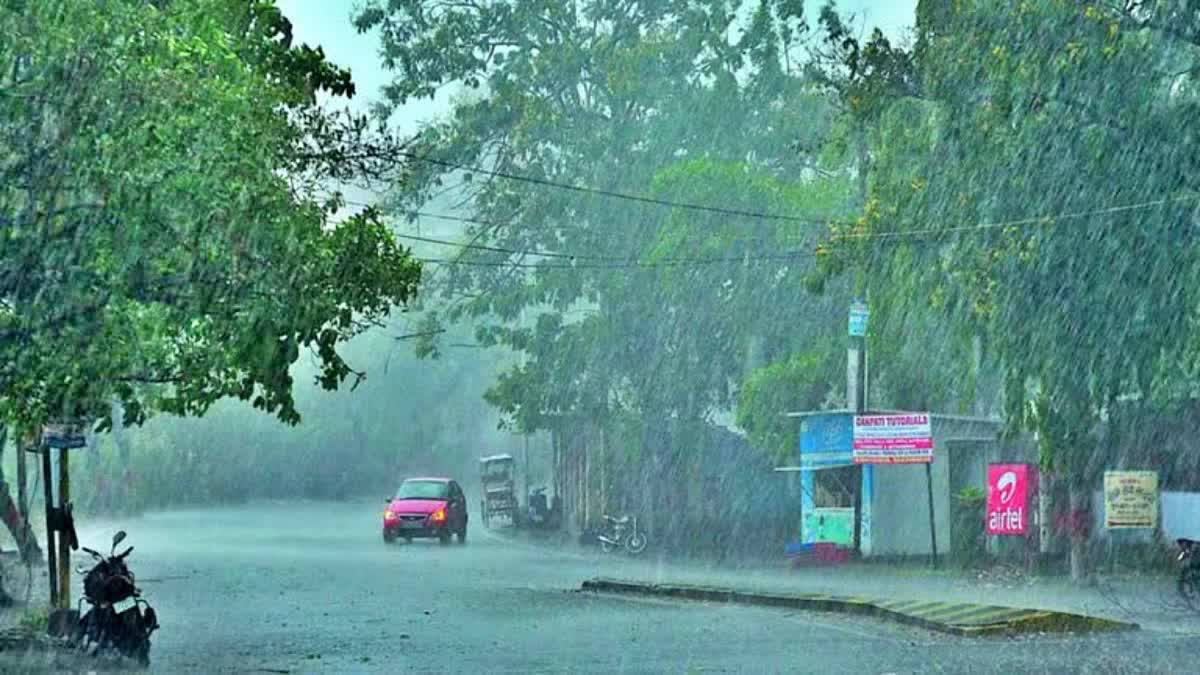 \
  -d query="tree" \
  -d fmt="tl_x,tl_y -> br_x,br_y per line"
736,350 -> 840,461
358,0 -> 846,422
0,0 -> 422,434
821,0 -> 1200,580
70,320 -> 512,513
357,0 -> 855,546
